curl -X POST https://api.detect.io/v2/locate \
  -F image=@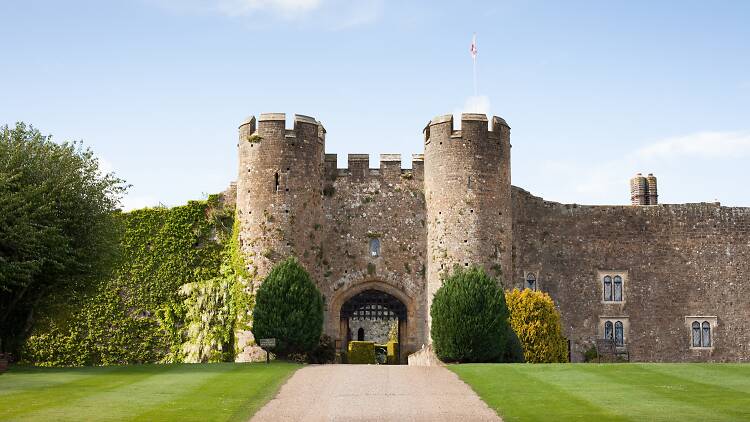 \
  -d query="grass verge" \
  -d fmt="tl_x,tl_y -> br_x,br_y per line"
450,363 -> 750,422
0,362 -> 299,422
